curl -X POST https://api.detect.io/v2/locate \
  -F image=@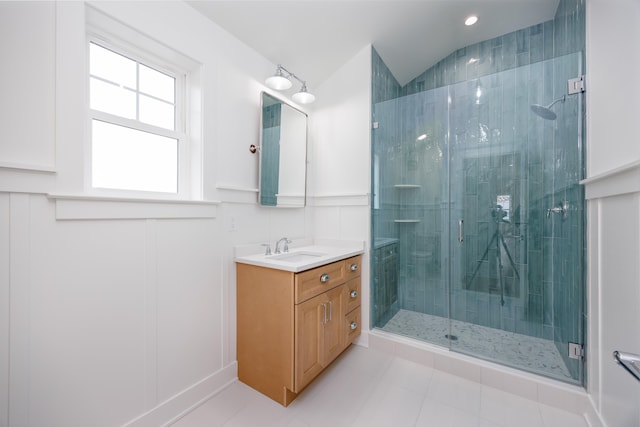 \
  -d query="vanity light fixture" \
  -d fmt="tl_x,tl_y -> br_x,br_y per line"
292,82 -> 316,104
265,64 -> 315,104
265,65 -> 293,90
